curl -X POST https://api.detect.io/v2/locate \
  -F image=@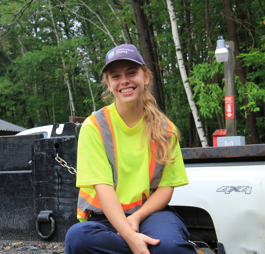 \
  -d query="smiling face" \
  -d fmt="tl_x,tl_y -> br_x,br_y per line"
105,60 -> 150,112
